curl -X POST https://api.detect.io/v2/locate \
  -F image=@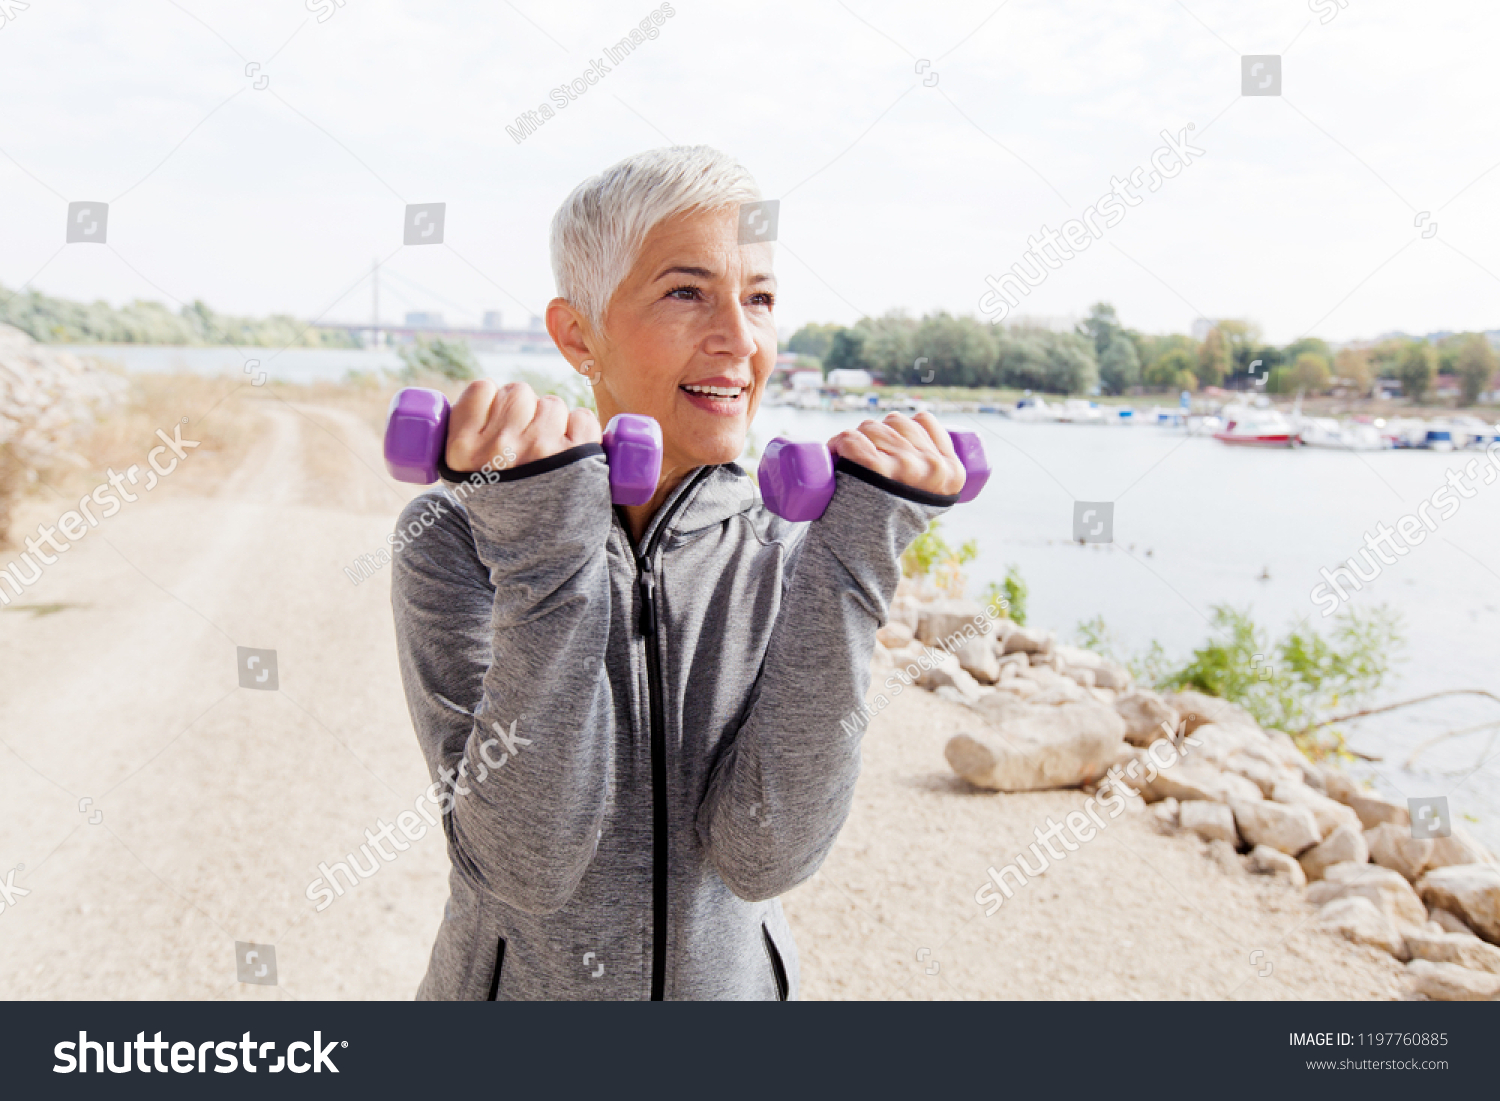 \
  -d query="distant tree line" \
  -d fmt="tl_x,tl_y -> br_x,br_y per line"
785,304 -> 1500,405
0,285 -> 360,348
